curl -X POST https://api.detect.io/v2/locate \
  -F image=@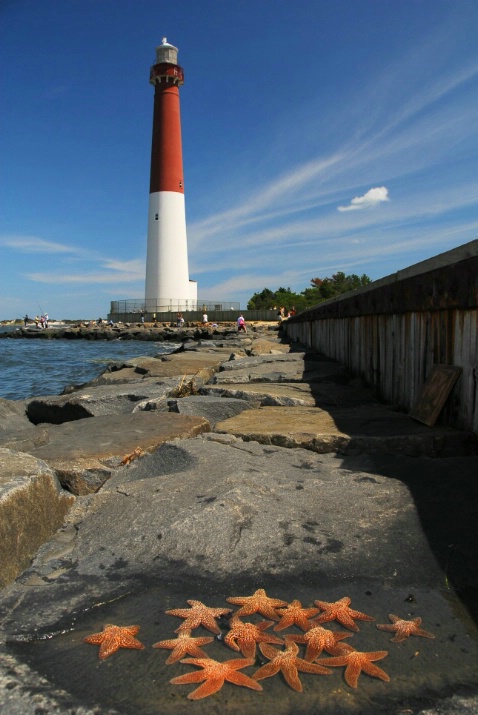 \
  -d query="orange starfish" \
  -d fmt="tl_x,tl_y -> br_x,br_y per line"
287,622 -> 353,660
153,628 -> 214,664
165,599 -> 232,634
224,616 -> 284,658
315,596 -> 375,631
273,599 -> 319,632
316,644 -> 390,688
83,623 -> 145,660
253,640 -> 332,692
376,614 -> 435,642
170,657 -> 263,700
226,588 -> 288,620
